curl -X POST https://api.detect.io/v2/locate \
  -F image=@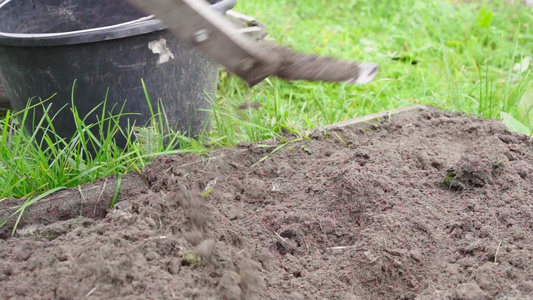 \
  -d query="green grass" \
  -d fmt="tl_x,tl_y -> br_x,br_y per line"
208,0 -> 533,145
0,81 -> 209,200
1,0 -> 533,205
